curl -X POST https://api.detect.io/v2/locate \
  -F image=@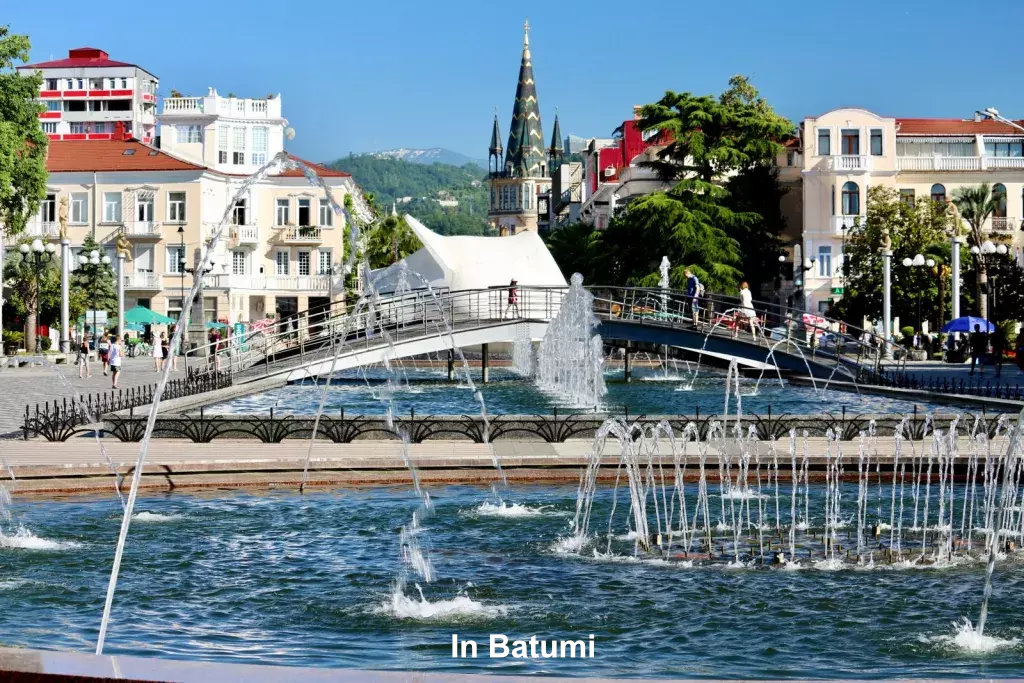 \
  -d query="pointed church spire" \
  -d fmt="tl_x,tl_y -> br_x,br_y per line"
548,113 -> 563,158
504,20 -> 544,178
489,112 -> 503,157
